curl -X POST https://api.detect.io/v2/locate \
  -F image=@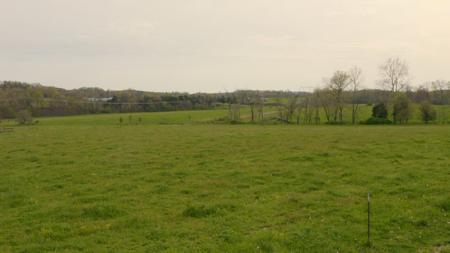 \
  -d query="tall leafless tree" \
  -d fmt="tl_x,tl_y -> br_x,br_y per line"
249,100 -> 256,122
301,97 -> 310,124
286,96 -> 299,123
295,102 -> 302,125
255,93 -> 265,121
328,71 -> 350,122
228,104 -> 241,122
349,66 -> 362,124
311,92 -> 321,124
379,57 -> 409,93
249,92 -> 265,122
315,88 -> 333,123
